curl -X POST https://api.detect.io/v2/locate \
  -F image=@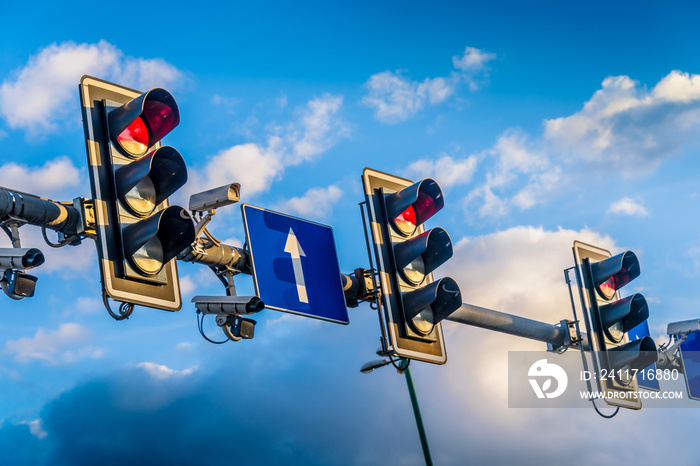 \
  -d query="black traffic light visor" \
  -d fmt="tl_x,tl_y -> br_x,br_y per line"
590,250 -> 640,300
403,277 -> 462,335
394,227 -> 454,285
385,178 -> 444,236
608,336 -> 658,374
122,206 -> 195,276
599,293 -> 649,343
108,88 -> 180,157
115,146 -> 188,217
